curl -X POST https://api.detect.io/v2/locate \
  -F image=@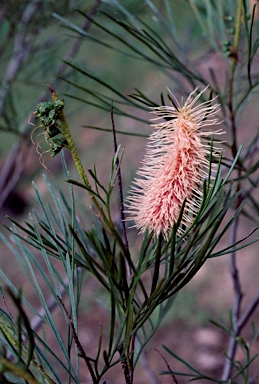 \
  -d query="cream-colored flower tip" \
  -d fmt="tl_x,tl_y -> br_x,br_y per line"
126,86 -> 224,240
